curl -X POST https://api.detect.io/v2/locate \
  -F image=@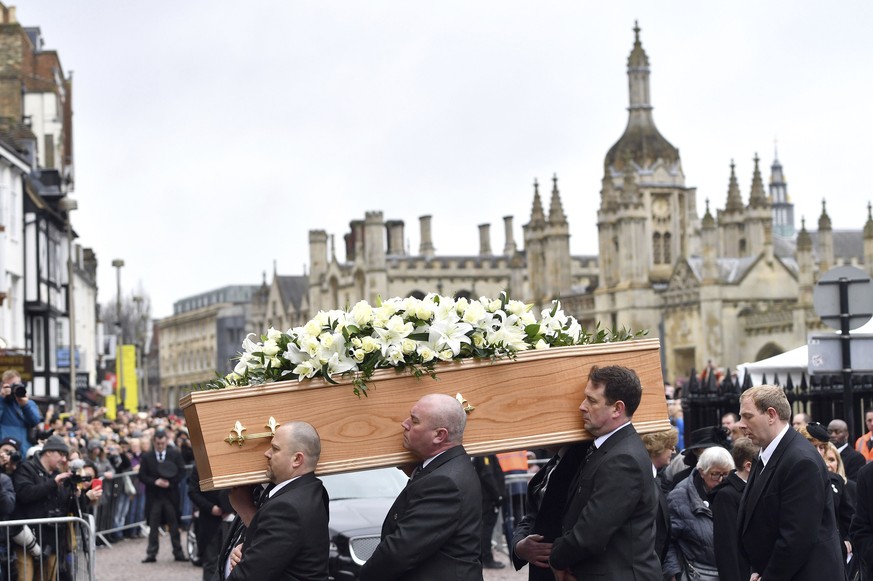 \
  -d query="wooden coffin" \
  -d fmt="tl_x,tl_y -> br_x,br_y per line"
181,338 -> 670,490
